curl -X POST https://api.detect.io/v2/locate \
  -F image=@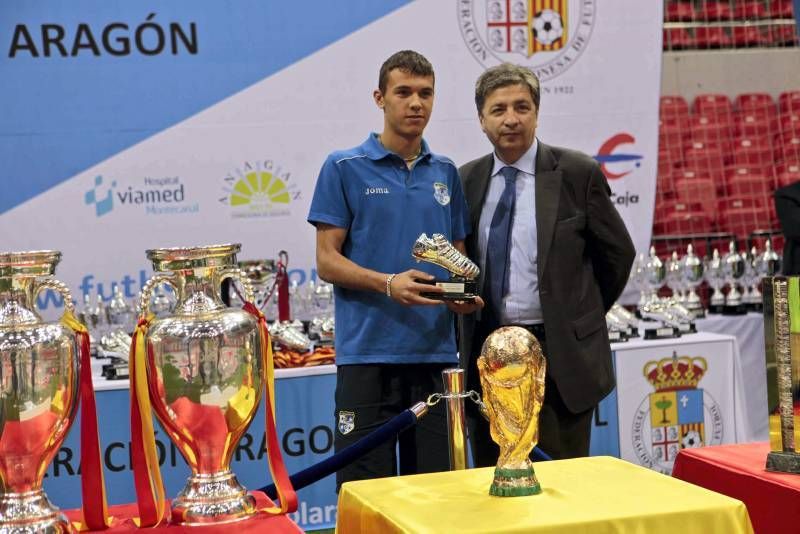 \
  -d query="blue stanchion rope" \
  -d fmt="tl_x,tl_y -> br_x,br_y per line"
260,405 -> 552,499
260,407 -> 418,499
